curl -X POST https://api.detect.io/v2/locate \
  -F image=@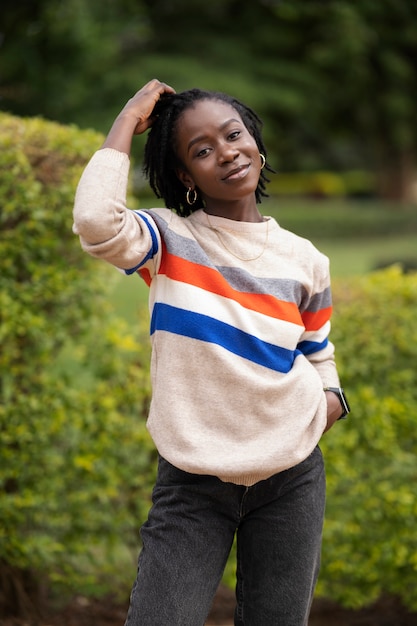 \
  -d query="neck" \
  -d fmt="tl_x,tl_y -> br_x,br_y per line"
203,198 -> 264,223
